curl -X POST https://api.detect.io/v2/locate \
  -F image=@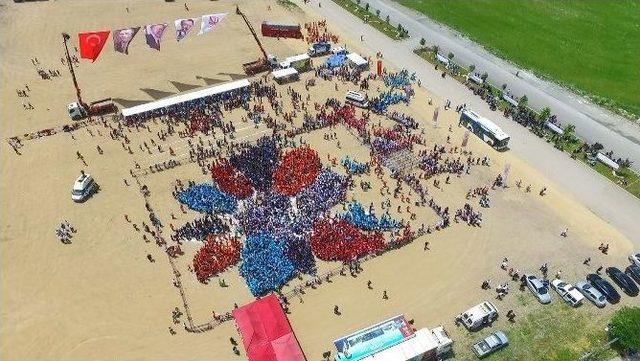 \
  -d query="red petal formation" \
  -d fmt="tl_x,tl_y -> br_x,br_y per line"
273,147 -> 321,196
211,159 -> 254,199
310,218 -> 385,262
193,234 -> 242,283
